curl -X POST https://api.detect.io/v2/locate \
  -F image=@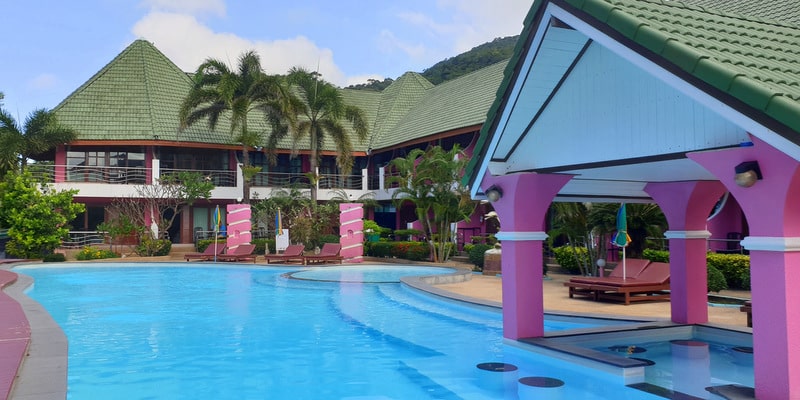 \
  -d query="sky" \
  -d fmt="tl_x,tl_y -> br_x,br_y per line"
1,0 -> 532,122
